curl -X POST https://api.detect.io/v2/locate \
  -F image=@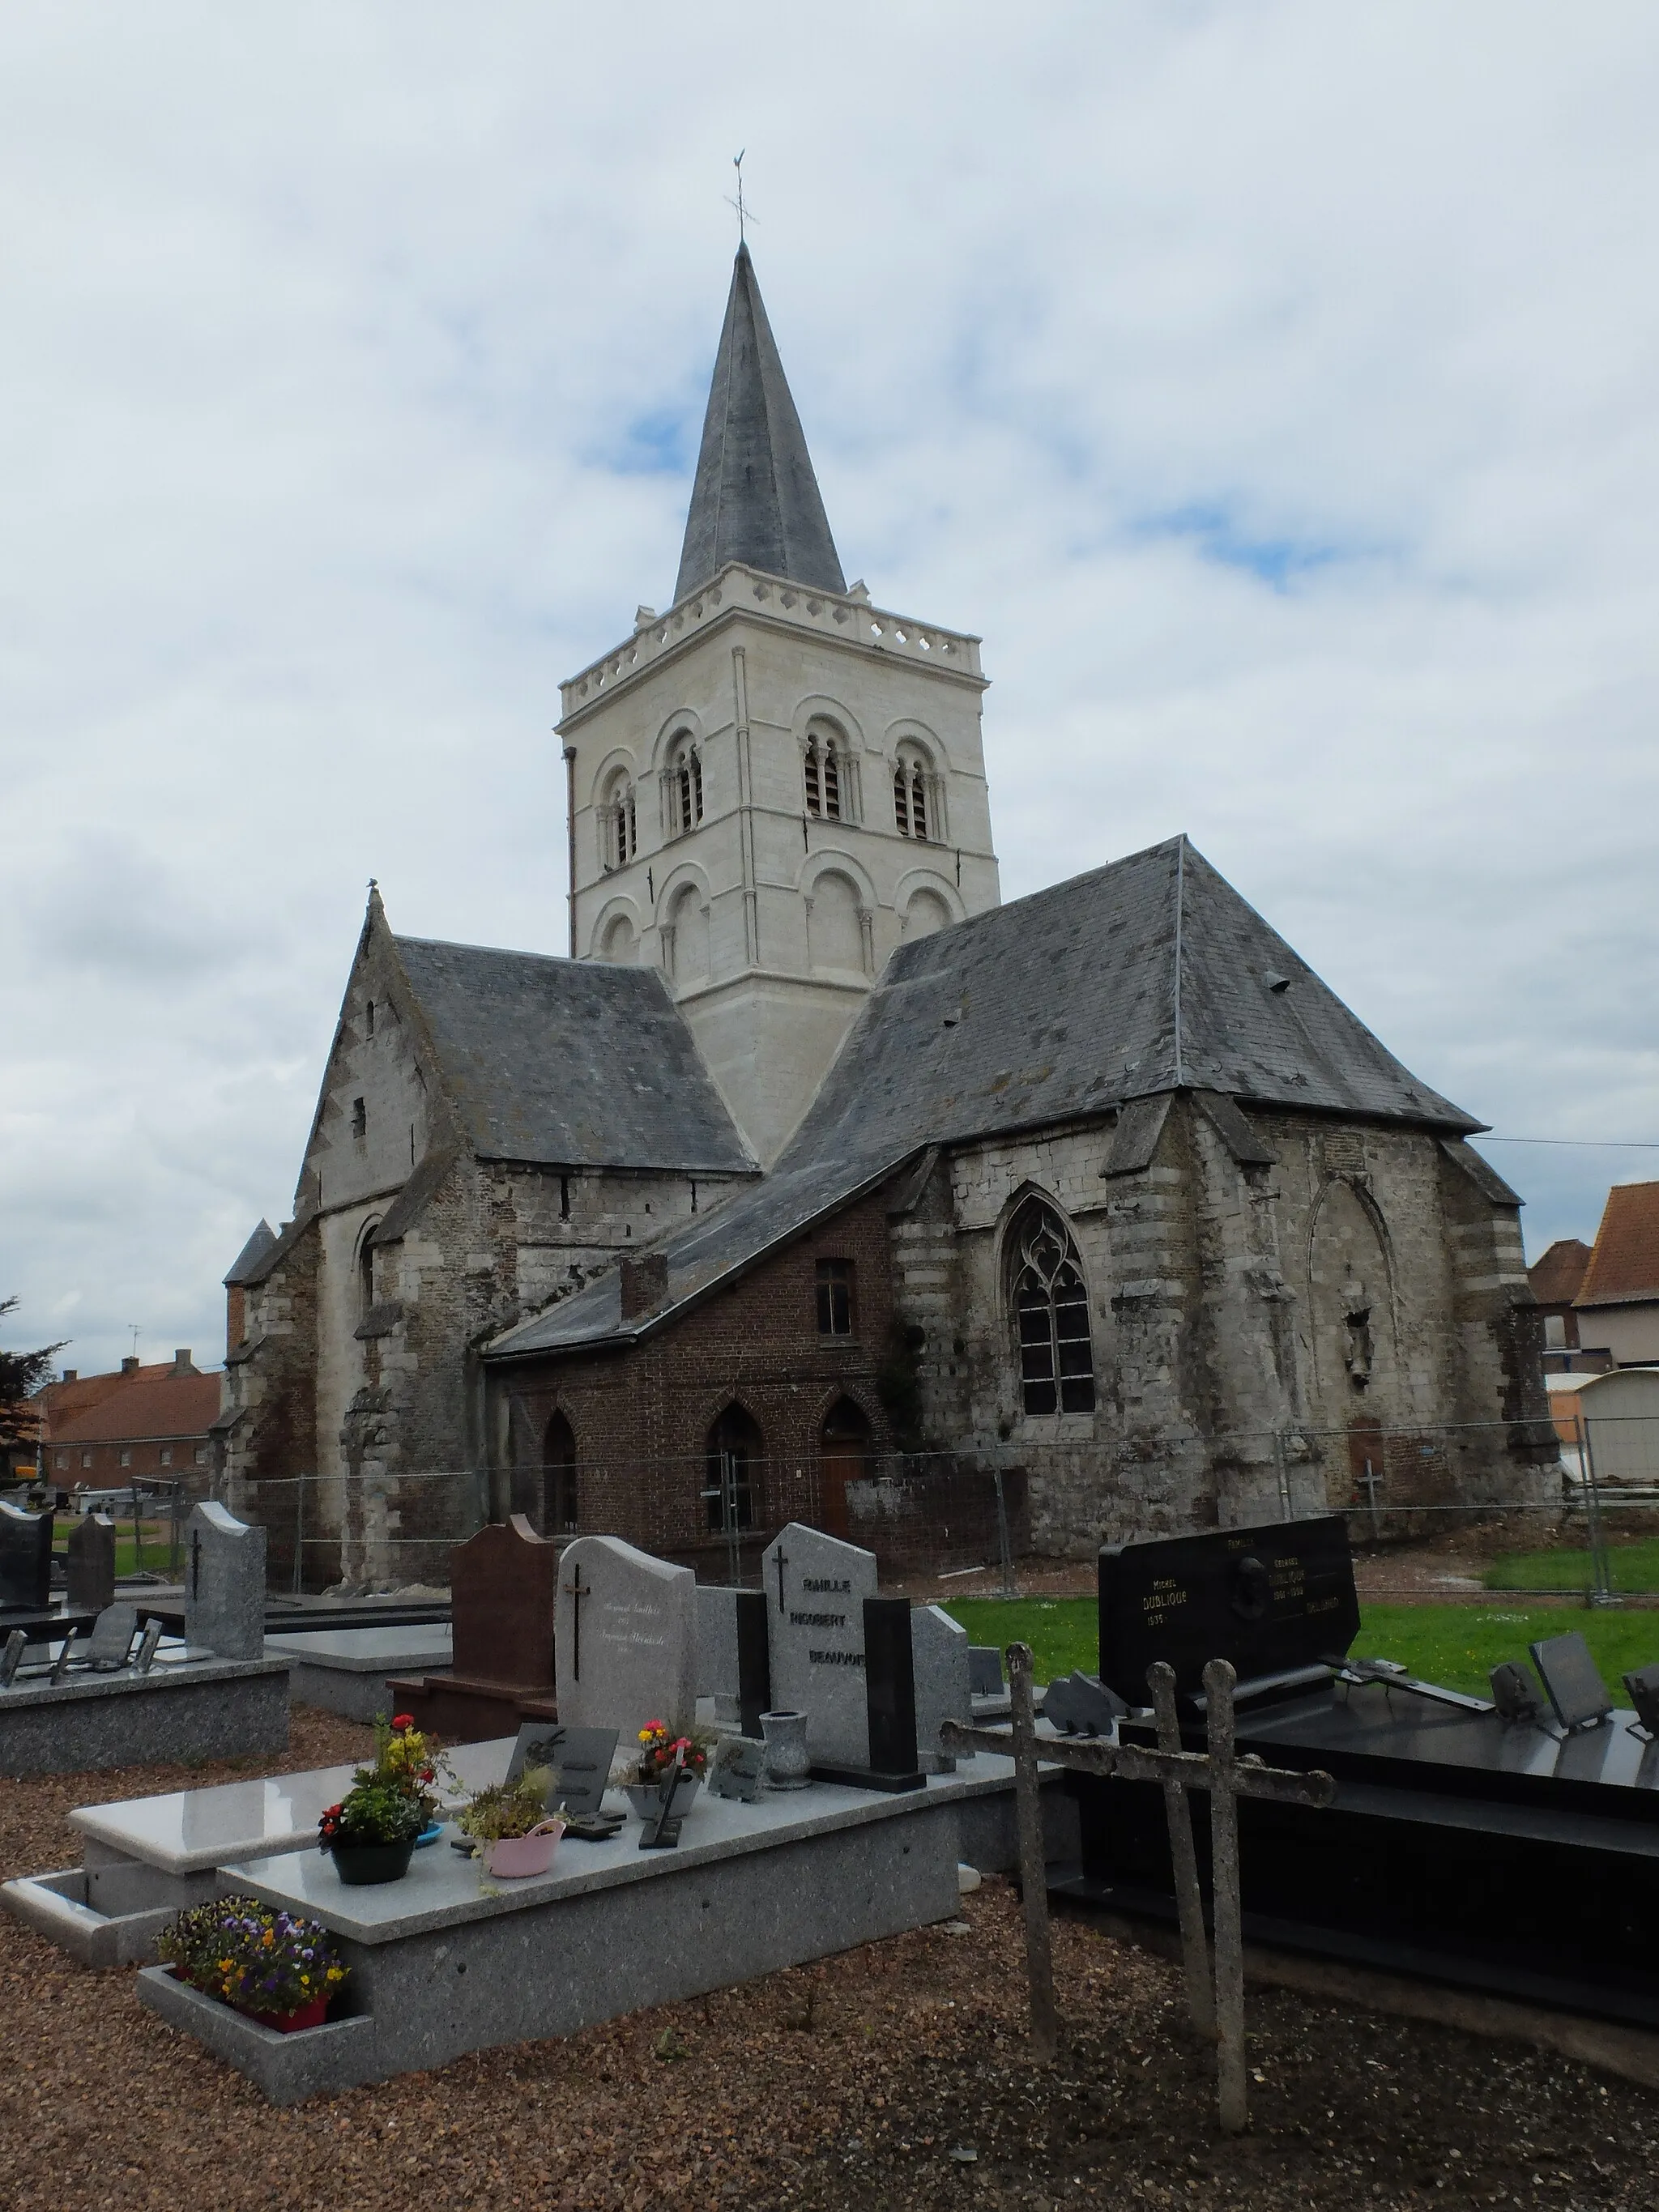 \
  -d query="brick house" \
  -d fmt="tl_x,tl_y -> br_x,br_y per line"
1573,1183 -> 1659,1368
36,1351 -> 220,1494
